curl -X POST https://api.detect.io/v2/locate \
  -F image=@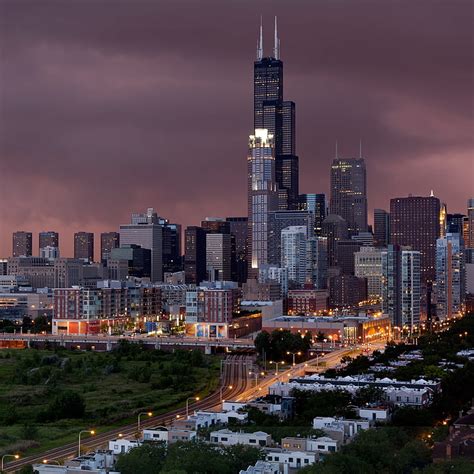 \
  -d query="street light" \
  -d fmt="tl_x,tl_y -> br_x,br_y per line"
137,412 -> 153,432
286,351 -> 302,366
220,385 -> 233,402
1,454 -> 19,471
78,430 -> 95,456
186,396 -> 200,418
